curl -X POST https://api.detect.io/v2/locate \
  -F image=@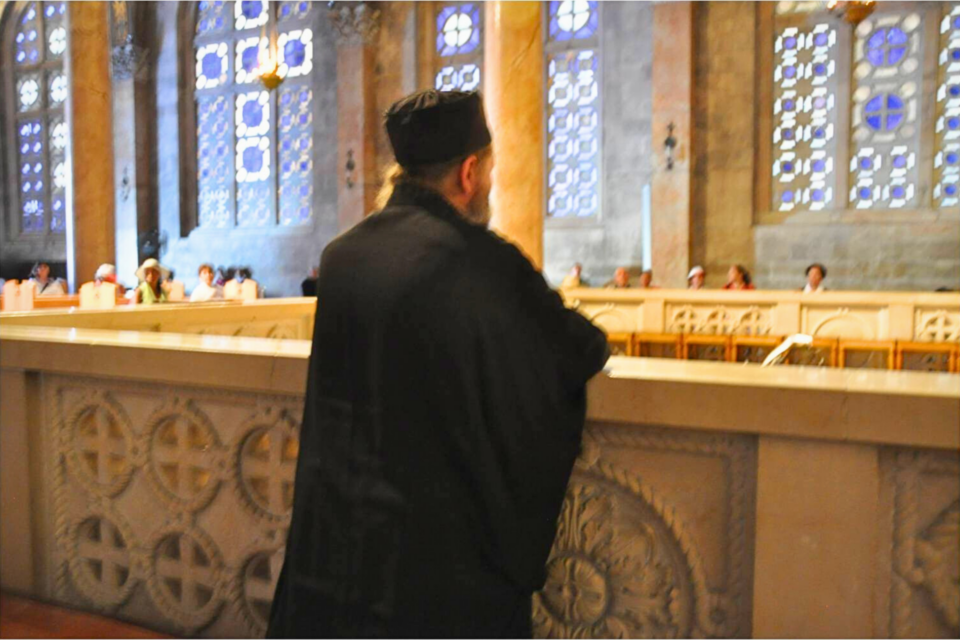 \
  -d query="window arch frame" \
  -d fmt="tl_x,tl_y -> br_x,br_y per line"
0,0 -> 70,254
177,0 -> 322,236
